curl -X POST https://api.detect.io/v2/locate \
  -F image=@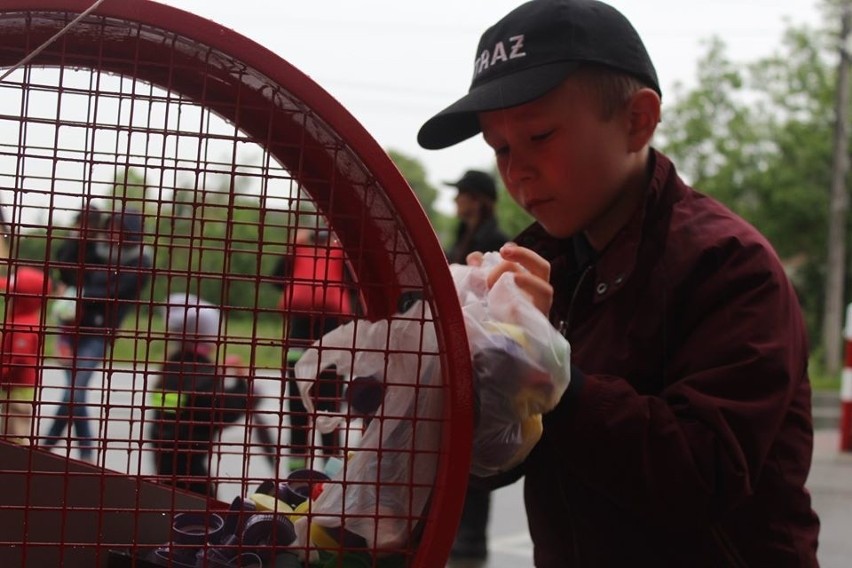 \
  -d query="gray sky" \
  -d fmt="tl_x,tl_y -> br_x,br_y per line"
160,0 -> 823,210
